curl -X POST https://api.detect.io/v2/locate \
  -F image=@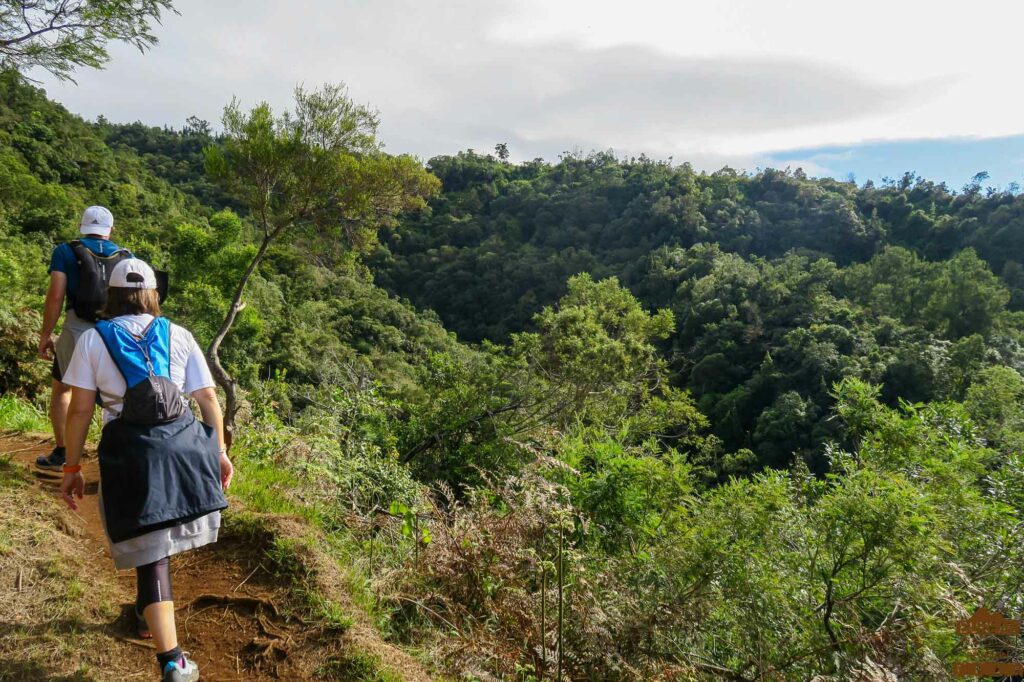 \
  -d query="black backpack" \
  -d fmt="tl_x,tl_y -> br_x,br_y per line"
68,240 -> 133,321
